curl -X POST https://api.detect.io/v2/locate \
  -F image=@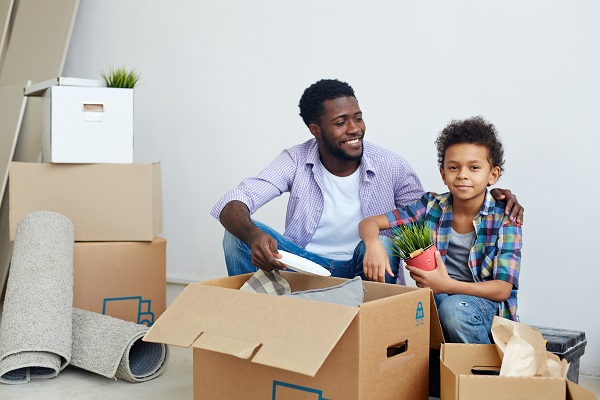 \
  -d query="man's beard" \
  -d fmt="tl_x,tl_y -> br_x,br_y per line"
320,132 -> 363,162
